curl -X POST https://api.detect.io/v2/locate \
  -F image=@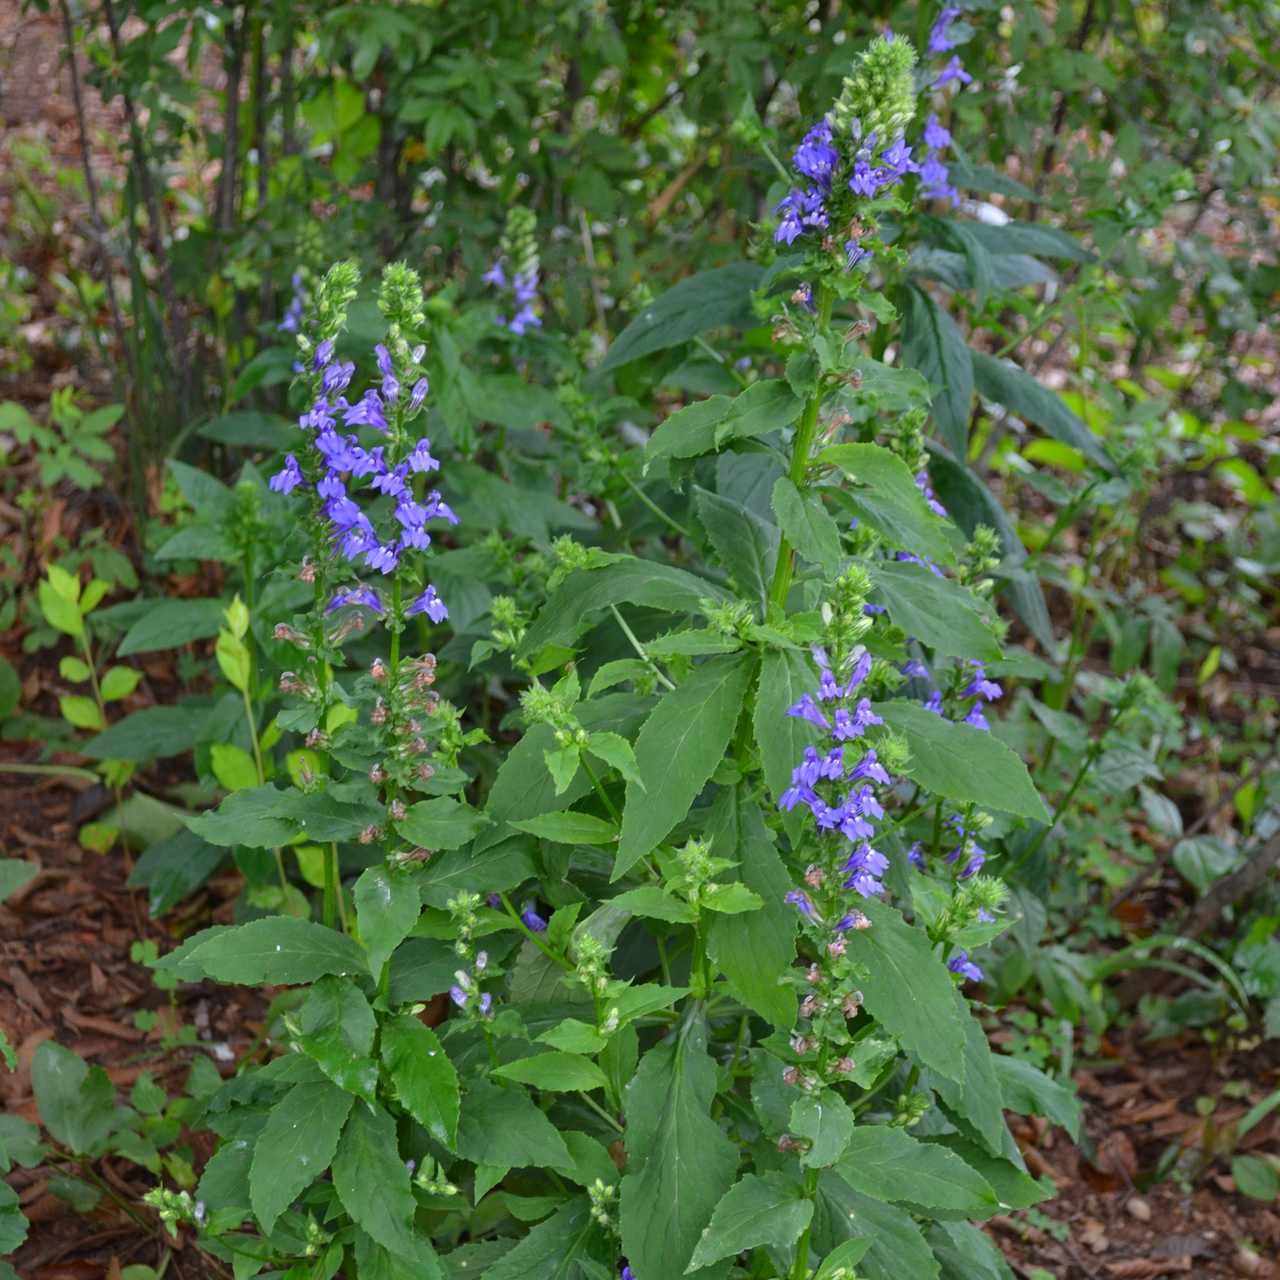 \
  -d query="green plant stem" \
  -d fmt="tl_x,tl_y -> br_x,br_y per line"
876,797 -> 939,843
790,1042 -> 830,1280
323,842 -> 338,930
609,603 -> 676,690
1020,737 -> 1105,866
613,462 -> 693,540
577,1089 -> 624,1132
657,934 -> 672,986
769,282 -> 833,610
498,891 -> 573,967
580,755 -> 622,822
